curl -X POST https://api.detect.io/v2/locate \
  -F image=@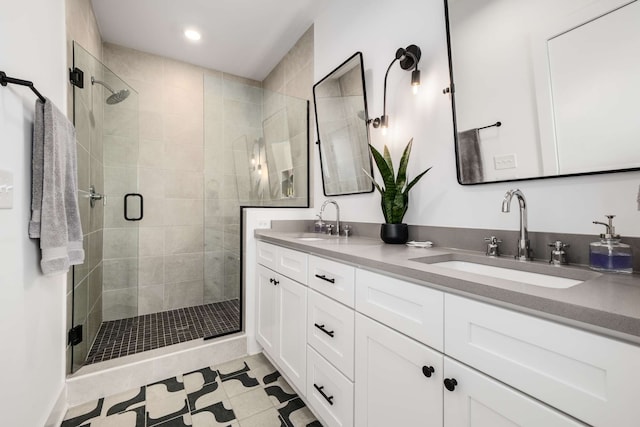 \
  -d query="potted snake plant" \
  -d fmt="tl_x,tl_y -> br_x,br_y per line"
364,138 -> 431,244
